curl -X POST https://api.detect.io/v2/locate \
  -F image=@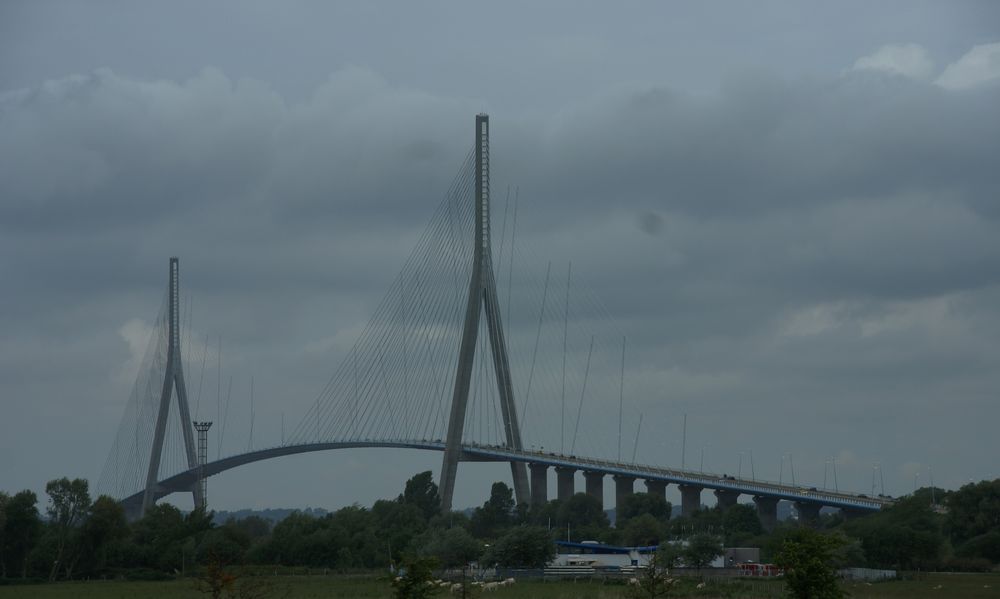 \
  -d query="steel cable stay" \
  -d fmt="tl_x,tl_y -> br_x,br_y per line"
384,200 -> 473,441
290,150 -> 474,441
97,290 -> 170,498
326,173 -> 475,443
292,155 -> 475,444
494,229 -> 630,462
314,169 -> 474,446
